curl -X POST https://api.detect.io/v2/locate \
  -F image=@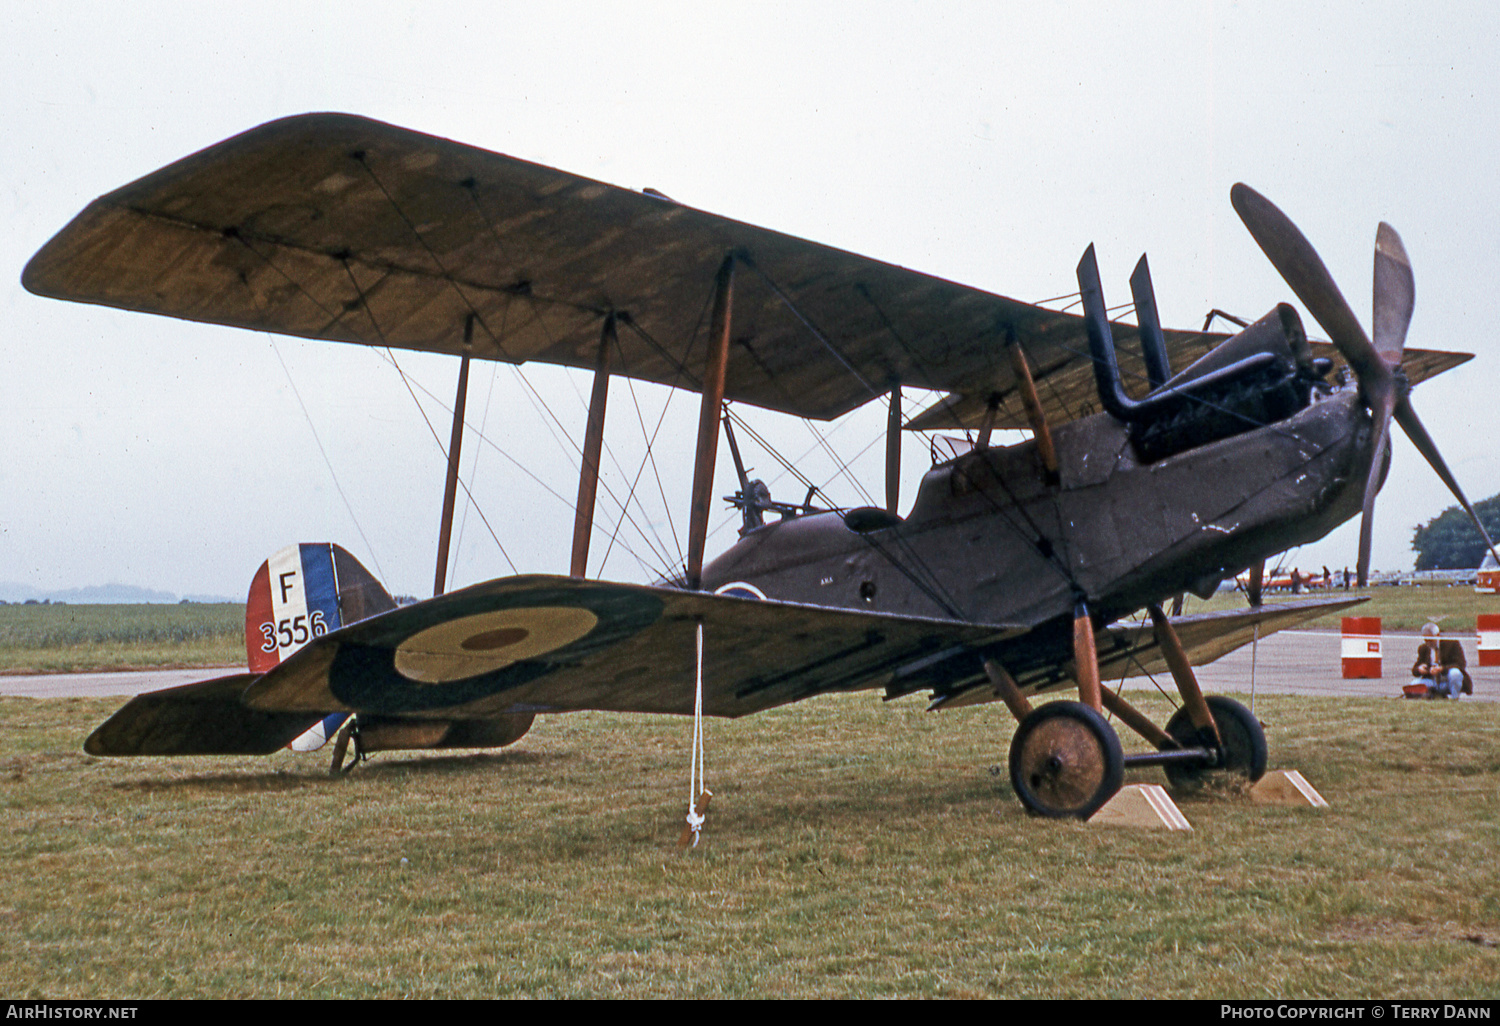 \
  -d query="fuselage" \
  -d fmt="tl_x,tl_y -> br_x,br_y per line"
701,387 -> 1377,629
